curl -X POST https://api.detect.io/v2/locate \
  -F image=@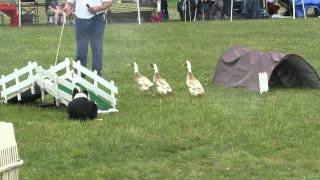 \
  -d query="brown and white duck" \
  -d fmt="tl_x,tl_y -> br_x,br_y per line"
128,62 -> 153,91
150,64 -> 172,95
184,60 -> 204,96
